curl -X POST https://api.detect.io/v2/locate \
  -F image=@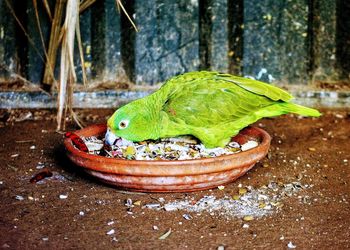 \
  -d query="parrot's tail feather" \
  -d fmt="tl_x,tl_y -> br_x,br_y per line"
280,103 -> 321,117
254,102 -> 321,118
